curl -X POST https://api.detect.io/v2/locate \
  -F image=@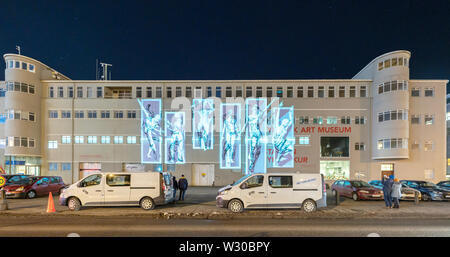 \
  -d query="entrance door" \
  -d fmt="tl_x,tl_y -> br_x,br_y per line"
381,163 -> 394,180
192,164 -> 214,186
